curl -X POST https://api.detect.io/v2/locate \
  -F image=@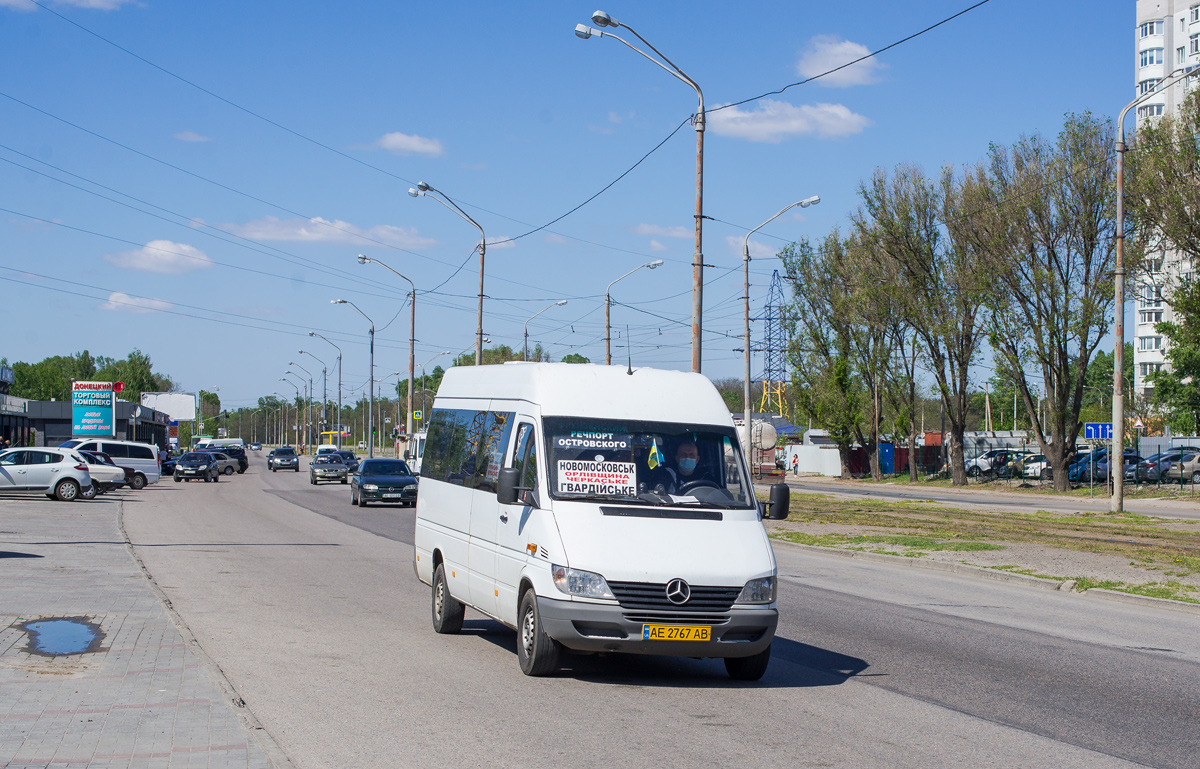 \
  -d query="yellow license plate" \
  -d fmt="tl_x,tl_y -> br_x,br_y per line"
641,624 -> 711,641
